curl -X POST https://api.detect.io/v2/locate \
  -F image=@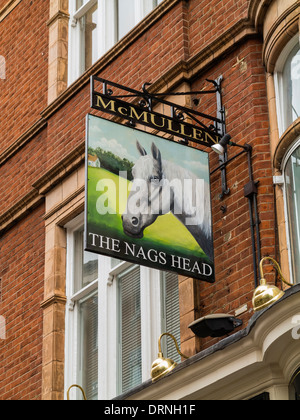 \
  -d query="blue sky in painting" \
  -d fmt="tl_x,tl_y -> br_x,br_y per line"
87,114 -> 210,182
